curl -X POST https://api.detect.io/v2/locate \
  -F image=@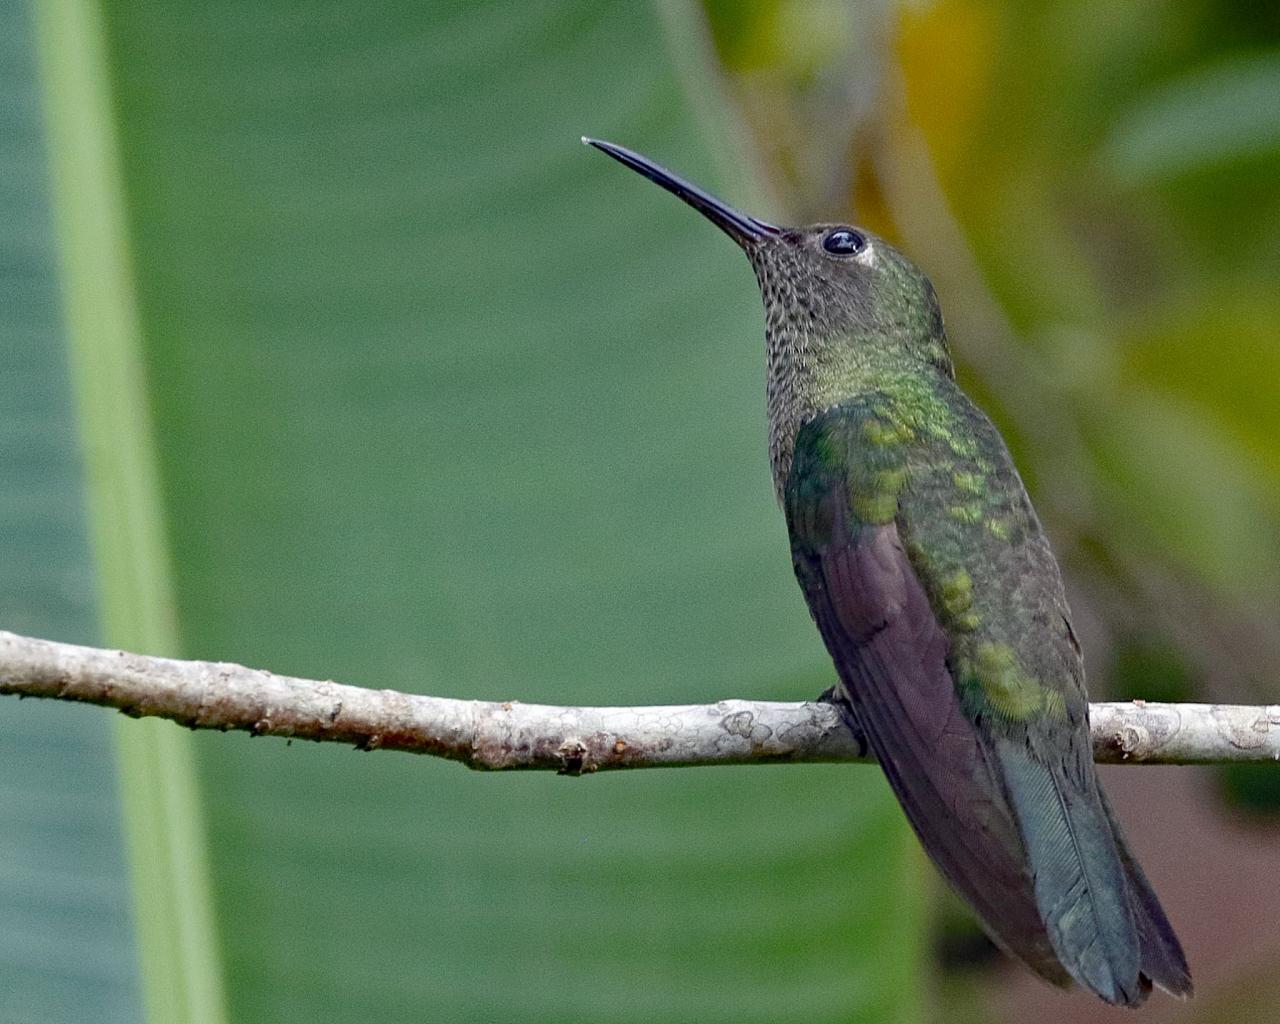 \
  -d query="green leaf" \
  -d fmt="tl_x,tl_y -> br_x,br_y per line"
31,2 -> 926,1021
1122,294 -> 1280,485
32,0 -> 228,1020
0,2 -> 139,1021
1102,52 -> 1280,185
1089,391 -> 1280,596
